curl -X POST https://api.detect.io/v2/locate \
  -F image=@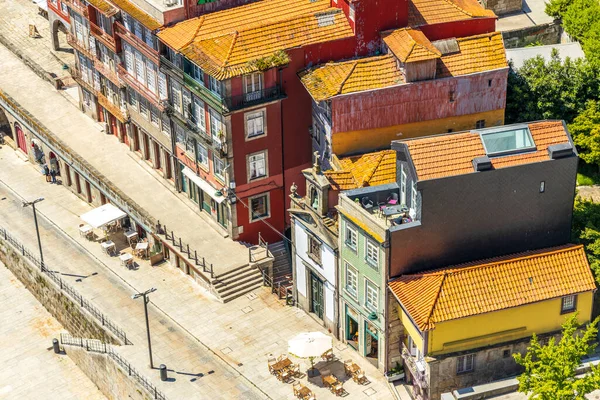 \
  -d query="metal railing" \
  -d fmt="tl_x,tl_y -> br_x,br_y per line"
250,232 -> 272,262
159,222 -> 214,278
66,33 -> 96,60
63,0 -> 88,17
115,22 -> 159,63
0,225 -> 130,345
224,85 -> 285,112
61,333 -> 167,400
117,64 -> 163,111
88,20 -> 116,50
